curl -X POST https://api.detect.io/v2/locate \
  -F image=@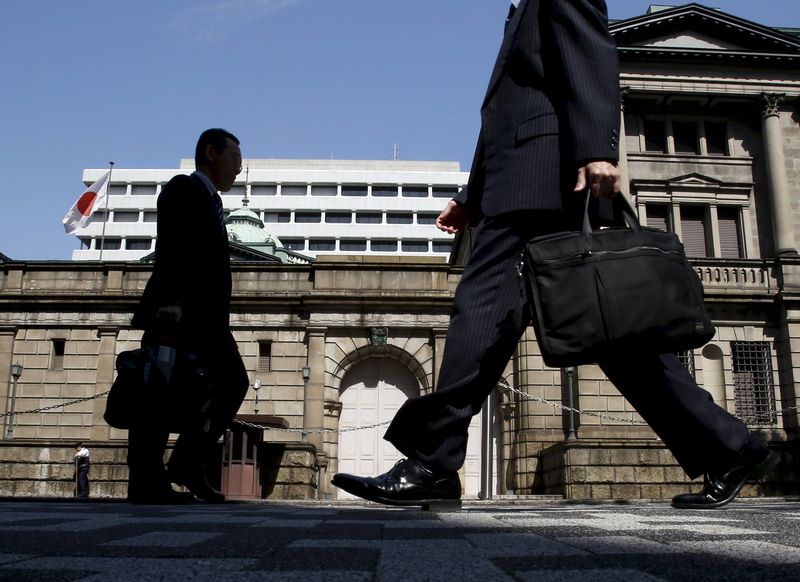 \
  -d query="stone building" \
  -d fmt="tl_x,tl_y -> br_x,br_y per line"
1,3 -> 800,501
